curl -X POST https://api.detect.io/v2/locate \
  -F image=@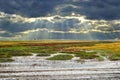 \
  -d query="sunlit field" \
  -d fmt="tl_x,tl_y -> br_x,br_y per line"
0,40 -> 120,62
